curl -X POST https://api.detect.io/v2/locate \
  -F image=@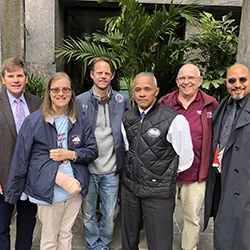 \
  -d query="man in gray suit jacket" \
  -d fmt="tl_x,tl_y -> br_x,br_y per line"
0,57 -> 42,250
